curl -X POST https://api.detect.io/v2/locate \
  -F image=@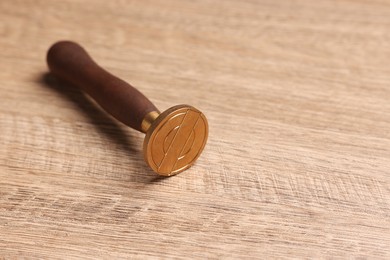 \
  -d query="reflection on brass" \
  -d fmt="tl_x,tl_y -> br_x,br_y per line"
141,111 -> 160,133
143,105 -> 209,176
